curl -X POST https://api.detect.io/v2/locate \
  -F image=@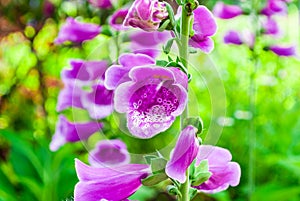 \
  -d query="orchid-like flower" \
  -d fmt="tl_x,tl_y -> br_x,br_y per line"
189,6 -> 217,53
104,53 -> 155,90
124,0 -> 168,31
54,17 -> 101,44
74,159 -> 150,201
50,115 -> 102,151
213,2 -> 243,19
88,139 -> 130,167
166,125 -> 199,183
109,9 -> 129,31
88,0 -> 112,9
223,30 -> 243,45
193,145 -> 241,193
114,66 -> 188,138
